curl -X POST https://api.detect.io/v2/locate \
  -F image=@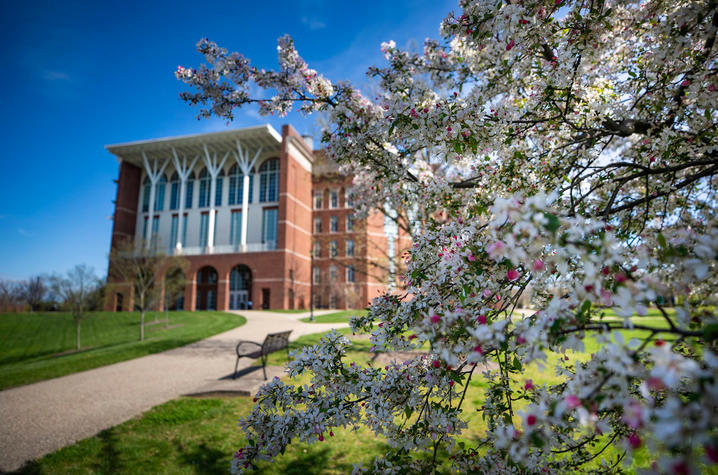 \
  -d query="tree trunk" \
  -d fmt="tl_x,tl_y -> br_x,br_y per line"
140,310 -> 145,341
76,320 -> 81,351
